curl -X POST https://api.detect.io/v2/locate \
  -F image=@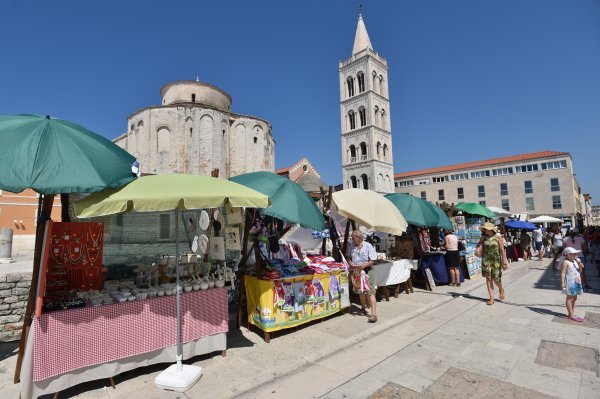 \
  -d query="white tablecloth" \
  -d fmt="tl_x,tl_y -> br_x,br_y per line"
373,259 -> 412,286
